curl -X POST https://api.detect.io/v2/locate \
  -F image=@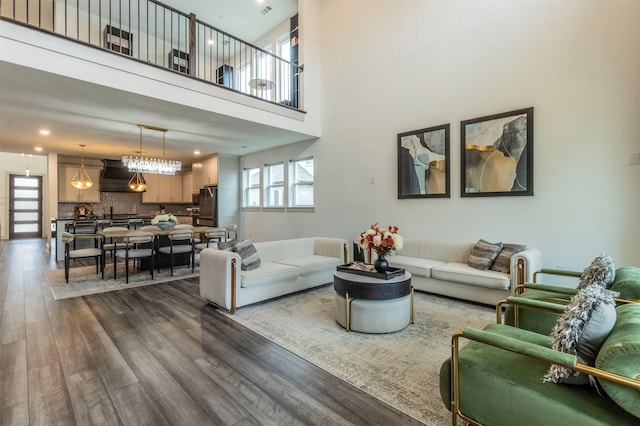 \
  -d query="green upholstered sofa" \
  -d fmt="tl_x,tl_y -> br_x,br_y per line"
505,266 -> 640,335
439,302 -> 640,426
